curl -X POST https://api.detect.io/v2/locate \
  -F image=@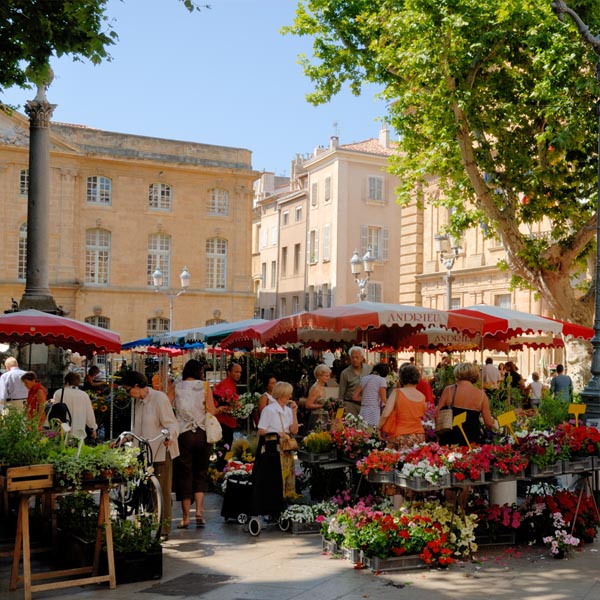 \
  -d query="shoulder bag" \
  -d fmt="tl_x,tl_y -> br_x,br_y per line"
434,384 -> 457,436
204,381 -> 223,443
47,387 -> 72,425
278,412 -> 299,453
379,389 -> 399,436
